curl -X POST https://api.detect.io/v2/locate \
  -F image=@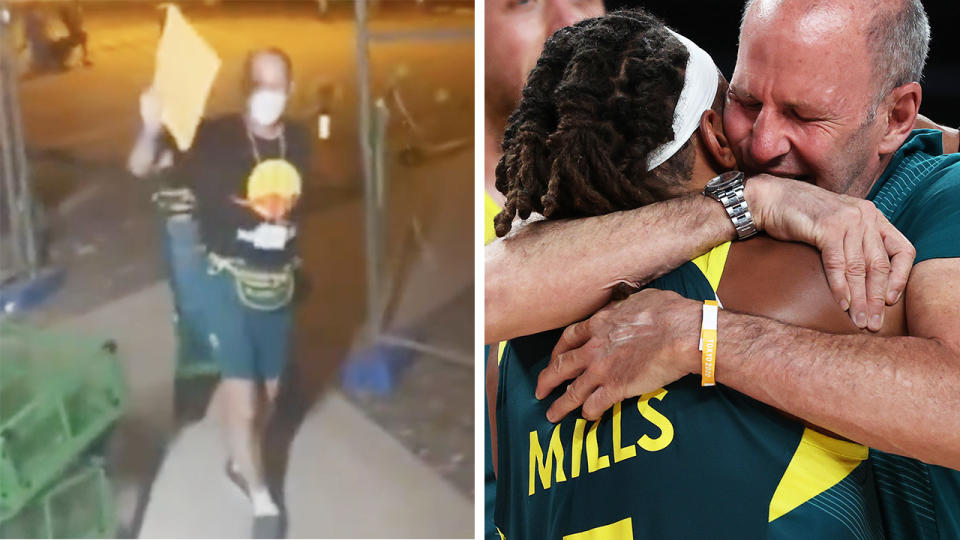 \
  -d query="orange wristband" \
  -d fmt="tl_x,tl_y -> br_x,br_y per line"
699,300 -> 718,386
